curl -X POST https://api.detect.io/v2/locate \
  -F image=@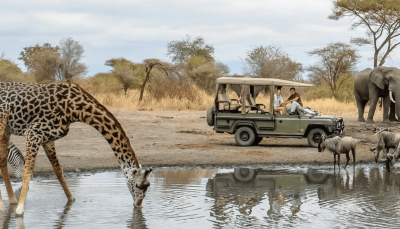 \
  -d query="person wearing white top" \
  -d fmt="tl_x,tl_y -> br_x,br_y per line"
273,88 -> 287,114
